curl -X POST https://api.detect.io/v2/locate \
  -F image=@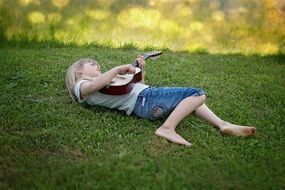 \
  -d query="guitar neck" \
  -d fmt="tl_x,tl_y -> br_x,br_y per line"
131,60 -> 139,67
131,54 -> 148,67
131,51 -> 162,67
